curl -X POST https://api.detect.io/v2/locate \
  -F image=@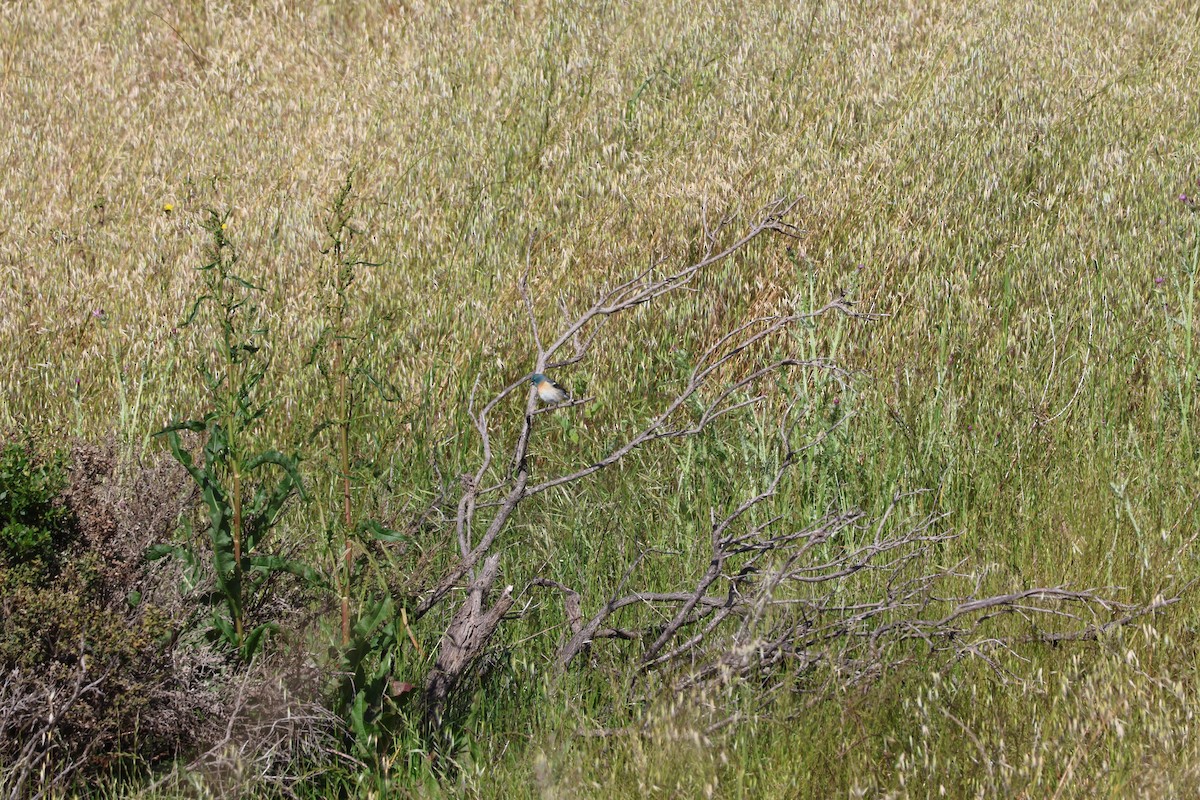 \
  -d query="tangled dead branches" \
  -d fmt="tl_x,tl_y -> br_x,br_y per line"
412,199 -> 1187,729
